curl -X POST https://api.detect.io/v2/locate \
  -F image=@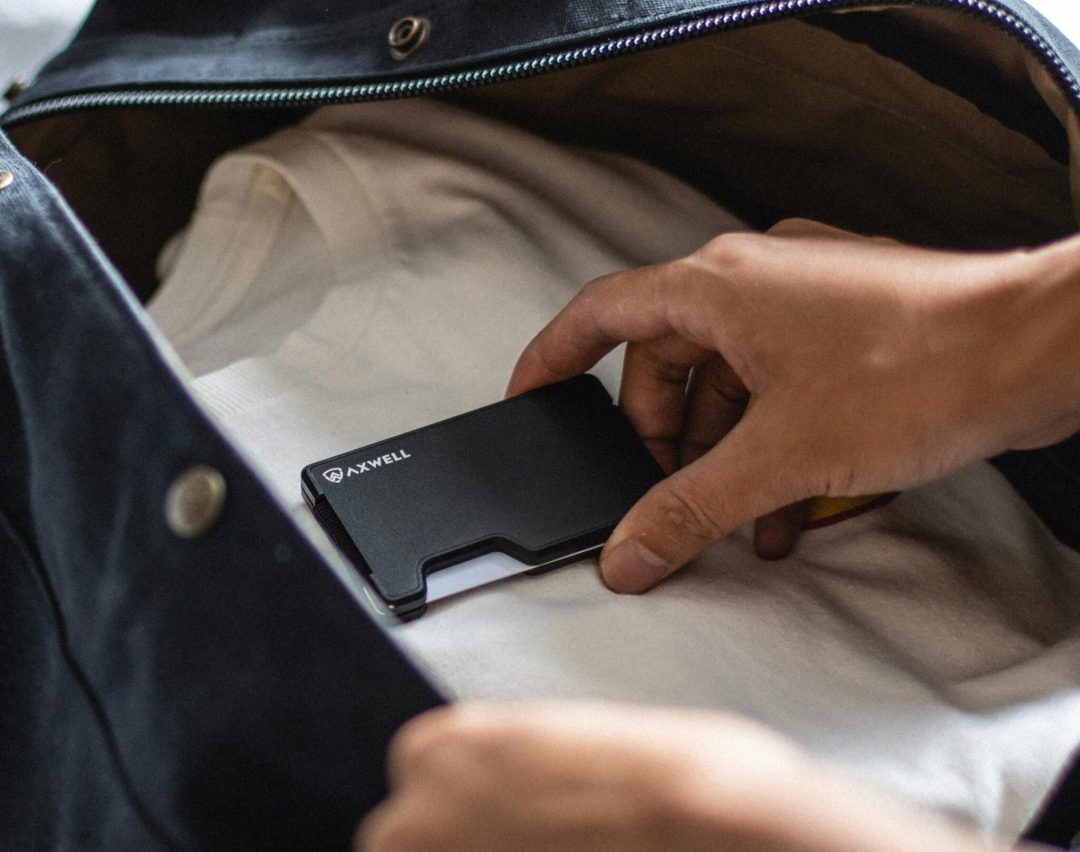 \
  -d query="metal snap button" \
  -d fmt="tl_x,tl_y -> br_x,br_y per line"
388,15 -> 431,61
165,465 -> 227,539
3,77 -> 28,102
0,171 -> 12,191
